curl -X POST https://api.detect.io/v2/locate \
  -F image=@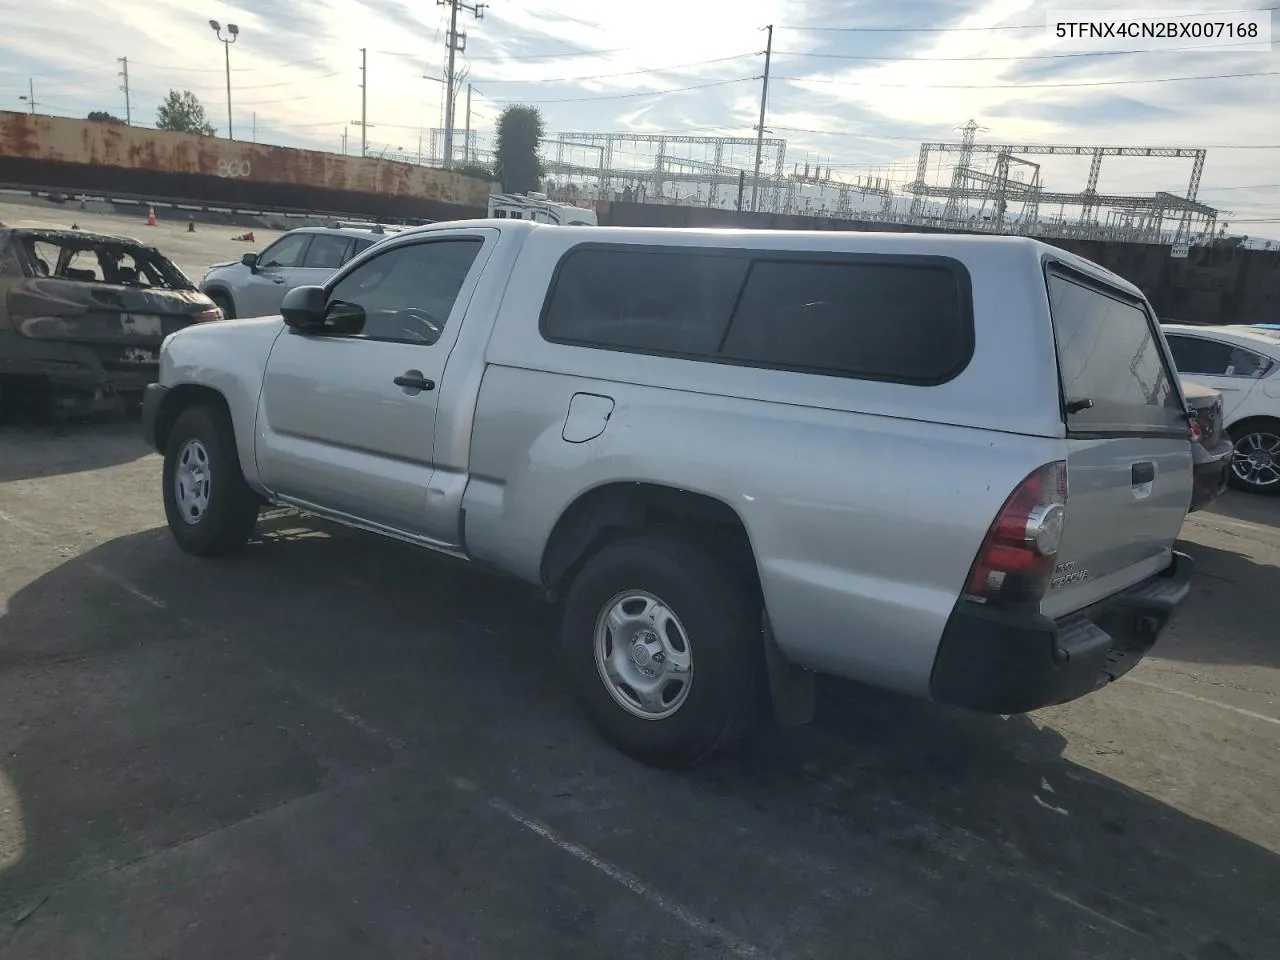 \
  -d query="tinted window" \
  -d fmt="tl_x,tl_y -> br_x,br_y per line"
259,233 -> 310,268
302,234 -> 352,270
1166,334 -> 1234,375
543,248 -> 747,355
323,239 -> 482,345
721,260 -> 969,381
541,246 -> 971,382
1047,272 -> 1183,432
